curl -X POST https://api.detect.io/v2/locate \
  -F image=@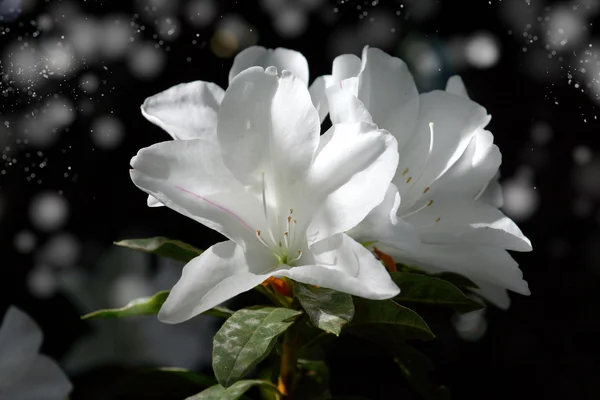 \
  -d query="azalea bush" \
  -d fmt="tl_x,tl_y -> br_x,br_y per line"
1,46 -> 530,400
72,46 -> 532,399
